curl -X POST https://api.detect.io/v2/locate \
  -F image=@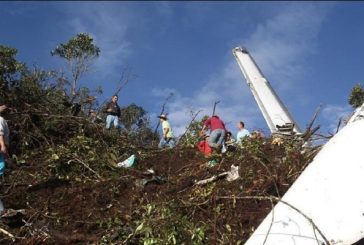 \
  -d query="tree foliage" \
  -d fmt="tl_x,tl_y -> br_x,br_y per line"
51,33 -> 100,97
120,103 -> 147,131
0,39 -> 155,157
179,115 -> 209,147
0,36 -> 325,245
118,103 -> 158,146
0,45 -> 25,90
349,84 -> 364,108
